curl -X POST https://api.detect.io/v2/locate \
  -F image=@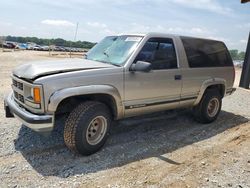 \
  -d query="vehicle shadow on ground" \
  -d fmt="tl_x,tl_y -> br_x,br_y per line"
14,110 -> 249,178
